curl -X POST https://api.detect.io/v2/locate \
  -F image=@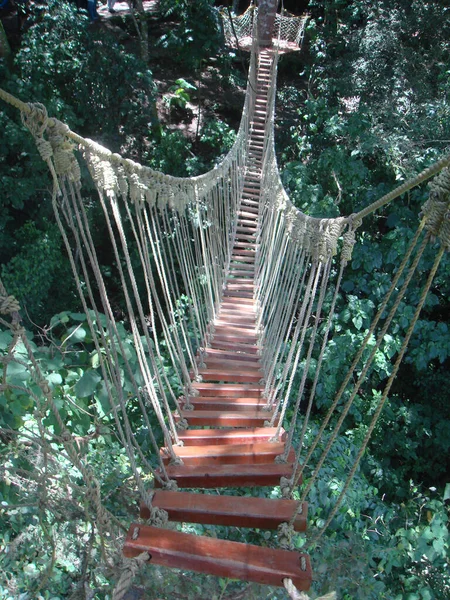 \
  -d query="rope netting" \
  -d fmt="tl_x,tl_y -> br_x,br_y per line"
221,4 -> 308,51
1,5 -> 450,598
